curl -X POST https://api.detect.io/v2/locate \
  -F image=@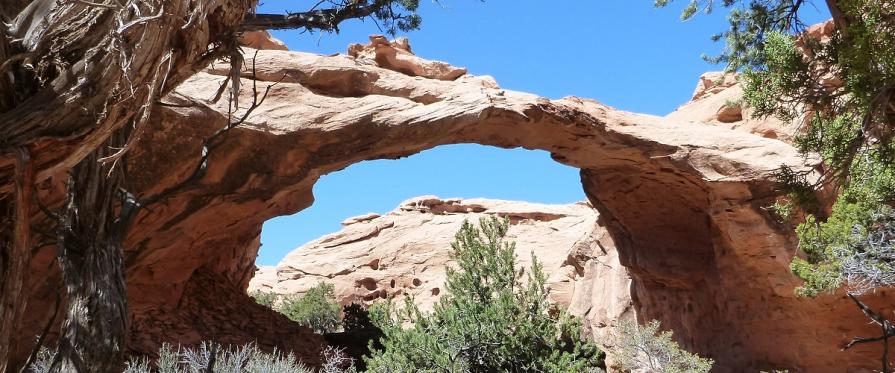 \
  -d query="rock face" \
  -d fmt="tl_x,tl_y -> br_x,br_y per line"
13,35 -> 894,372
666,71 -> 800,141
347,35 -> 467,81
238,31 -> 289,51
249,197 -> 632,346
